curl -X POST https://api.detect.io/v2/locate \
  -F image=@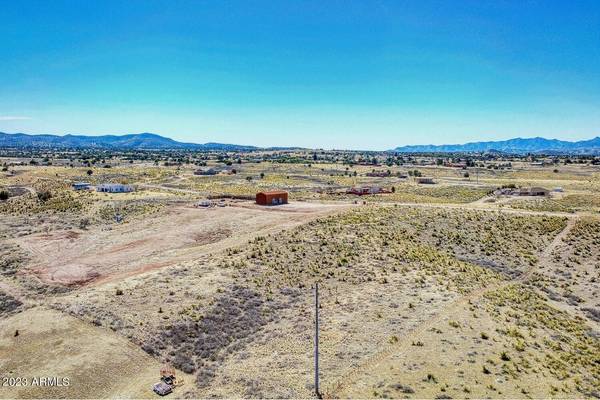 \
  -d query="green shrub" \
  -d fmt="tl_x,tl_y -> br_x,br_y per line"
37,190 -> 52,202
